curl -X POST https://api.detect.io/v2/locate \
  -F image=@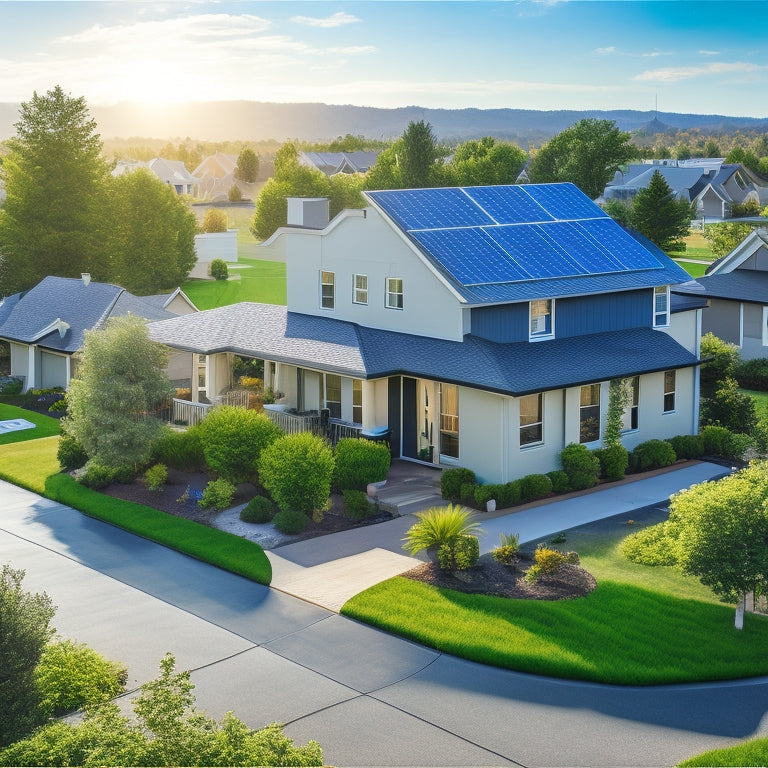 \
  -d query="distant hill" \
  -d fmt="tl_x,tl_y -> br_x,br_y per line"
0,100 -> 767,144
